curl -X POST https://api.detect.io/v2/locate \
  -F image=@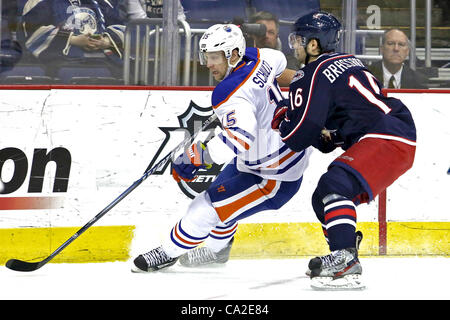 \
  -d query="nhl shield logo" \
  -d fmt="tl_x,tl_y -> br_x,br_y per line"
147,101 -> 223,199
